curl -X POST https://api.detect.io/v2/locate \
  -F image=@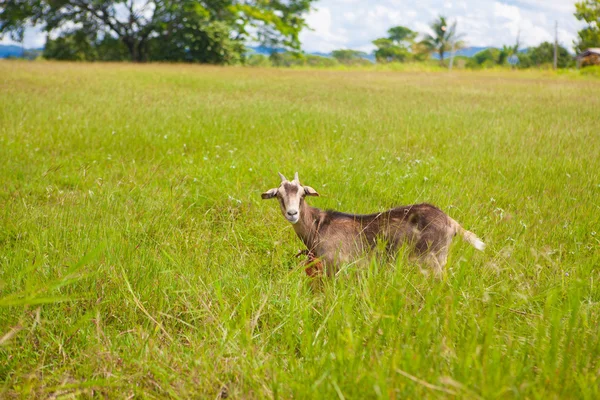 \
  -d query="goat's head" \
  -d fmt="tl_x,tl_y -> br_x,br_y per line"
261,172 -> 319,224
